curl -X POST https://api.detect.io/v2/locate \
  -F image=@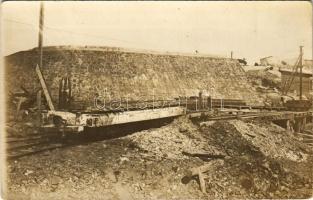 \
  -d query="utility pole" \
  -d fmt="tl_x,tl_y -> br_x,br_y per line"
299,46 -> 303,100
231,51 -> 233,59
38,2 -> 44,68
35,1 -> 55,111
